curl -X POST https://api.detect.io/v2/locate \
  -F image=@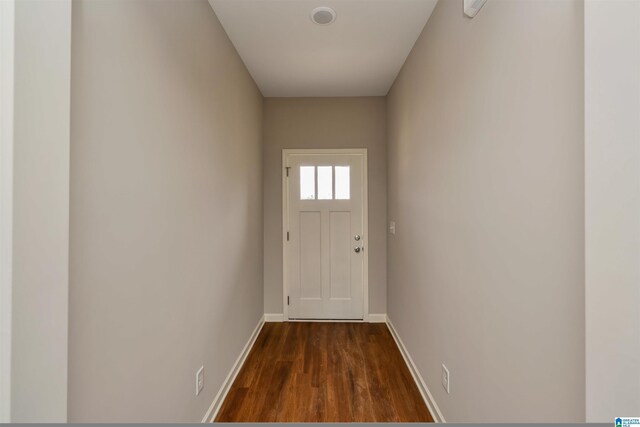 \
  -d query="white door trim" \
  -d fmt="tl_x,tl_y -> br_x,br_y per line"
0,0 -> 15,421
282,148 -> 369,321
